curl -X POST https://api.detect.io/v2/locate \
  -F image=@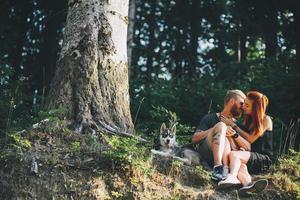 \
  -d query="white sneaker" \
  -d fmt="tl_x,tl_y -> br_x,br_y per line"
218,174 -> 241,189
